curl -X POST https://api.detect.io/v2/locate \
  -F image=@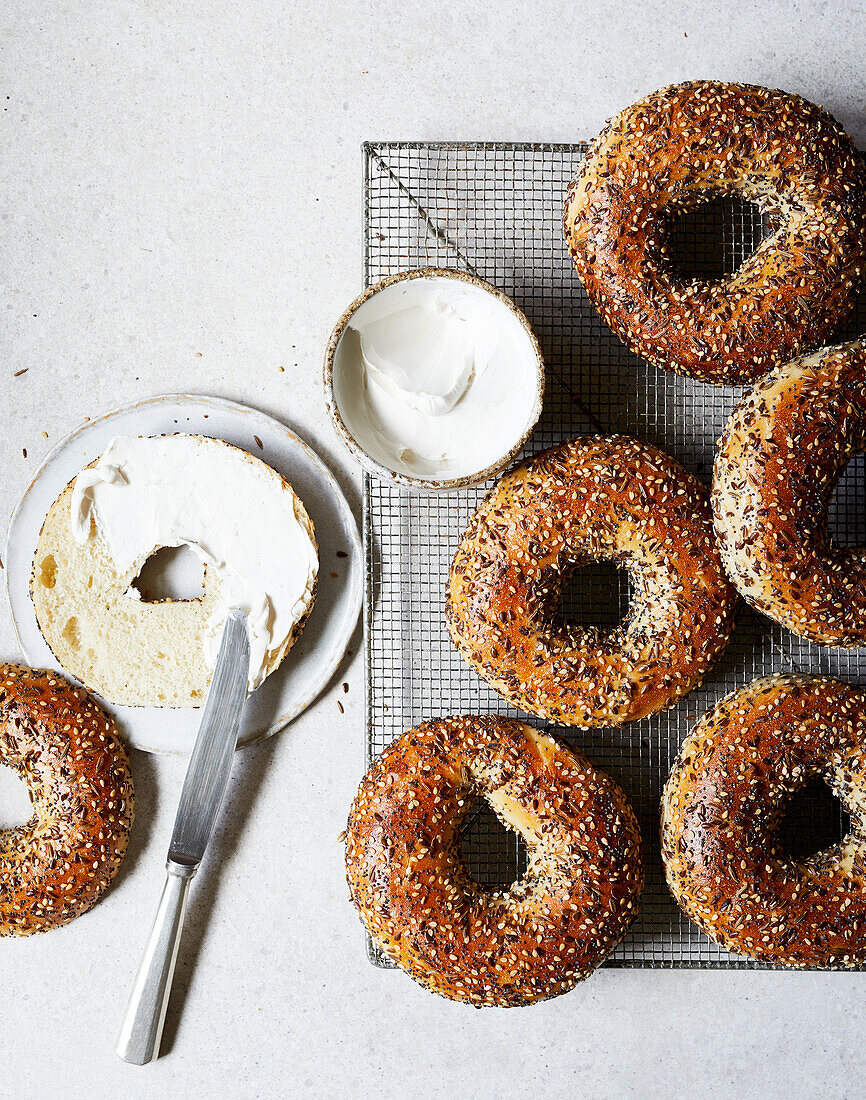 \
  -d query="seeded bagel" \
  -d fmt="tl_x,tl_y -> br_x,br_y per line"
346,715 -> 643,1006
564,80 -> 866,383
713,338 -> 866,646
447,437 -> 738,728
663,674 -> 866,968
0,665 -> 133,936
